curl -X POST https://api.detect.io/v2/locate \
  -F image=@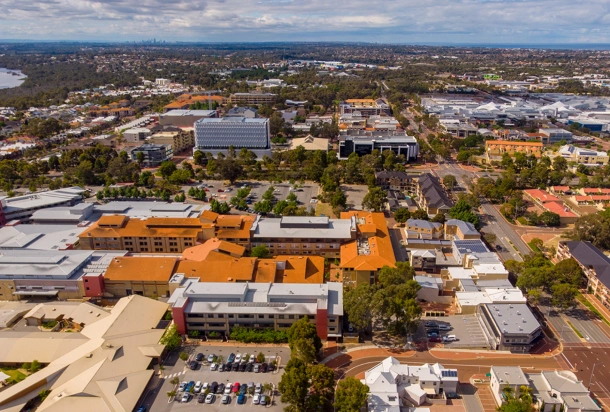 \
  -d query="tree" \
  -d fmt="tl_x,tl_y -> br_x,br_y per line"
362,187 -> 387,212
159,161 -> 177,179
216,157 -> 242,184
449,199 -> 480,228
335,377 -> 369,412
251,245 -> 270,258
167,390 -> 177,400
160,325 -> 182,351
135,151 -> 144,165
306,364 -> 335,411
431,212 -> 446,223
168,169 -> 191,184
287,316 -> 321,363
193,150 -> 204,166
343,284 -> 374,332
443,174 -> 457,191
378,262 -> 415,287
30,360 -> 41,373
394,208 -> 411,223
48,155 -> 60,170
179,351 -> 189,361
254,199 -> 273,214
538,211 -> 560,227
412,209 -> 429,220
278,358 -> 309,412
551,283 -> 578,310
